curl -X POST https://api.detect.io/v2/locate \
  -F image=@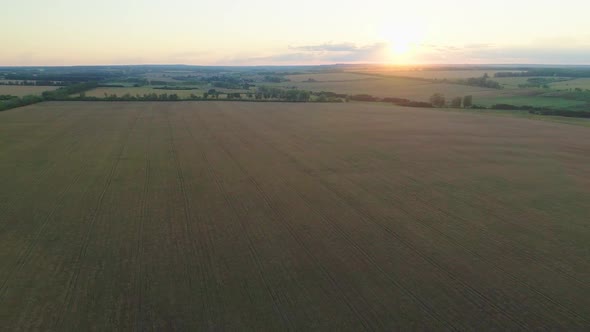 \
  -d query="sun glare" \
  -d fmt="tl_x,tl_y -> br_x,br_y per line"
391,42 -> 411,55
379,21 -> 423,63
